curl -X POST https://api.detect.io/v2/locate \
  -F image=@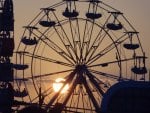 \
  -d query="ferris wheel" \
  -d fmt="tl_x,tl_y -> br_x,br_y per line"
14,0 -> 147,113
